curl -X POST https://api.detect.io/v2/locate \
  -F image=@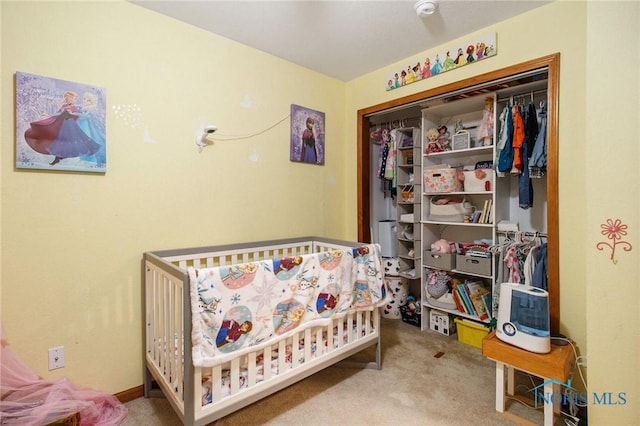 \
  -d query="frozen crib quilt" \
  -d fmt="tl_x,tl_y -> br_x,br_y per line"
188,244 -> 386,367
